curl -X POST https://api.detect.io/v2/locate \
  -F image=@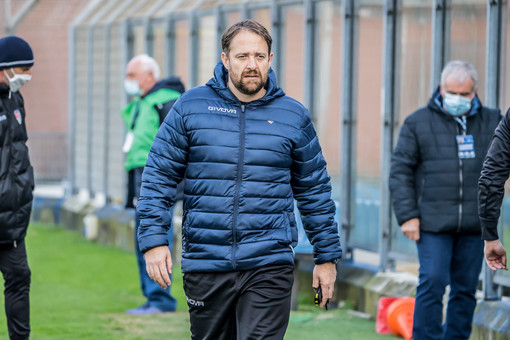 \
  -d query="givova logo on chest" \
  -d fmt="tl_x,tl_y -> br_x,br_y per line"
208,106 -> 237,114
